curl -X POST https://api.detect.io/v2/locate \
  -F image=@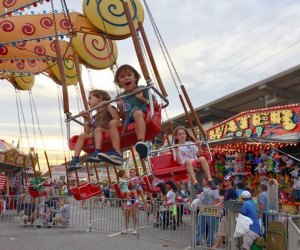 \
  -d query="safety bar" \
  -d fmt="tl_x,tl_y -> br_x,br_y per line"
65,84 -> 169,123
149,141 -> 213,161
120,170 -> 152,184
149,143 -> 198,154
